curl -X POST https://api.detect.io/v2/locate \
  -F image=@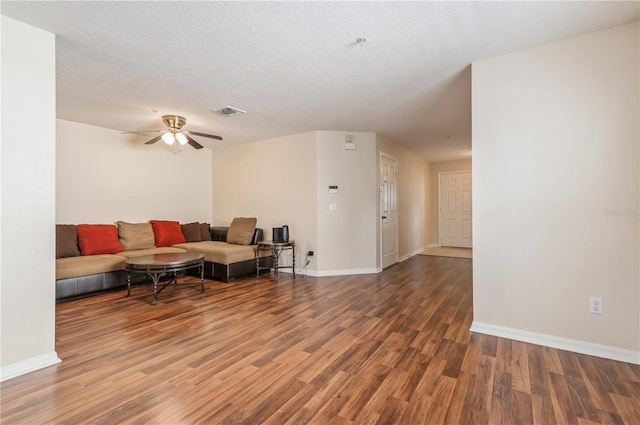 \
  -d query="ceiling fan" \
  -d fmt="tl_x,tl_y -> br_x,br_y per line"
140,115 -> 223,149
